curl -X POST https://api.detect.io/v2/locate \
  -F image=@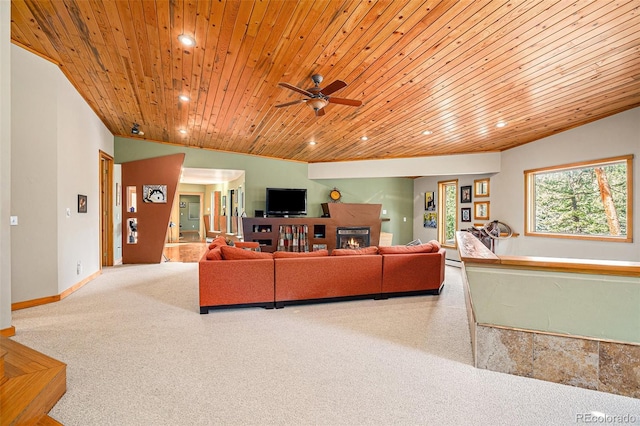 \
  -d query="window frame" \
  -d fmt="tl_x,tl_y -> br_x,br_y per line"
524,155 -> 633,242
438,179 -> 458,248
